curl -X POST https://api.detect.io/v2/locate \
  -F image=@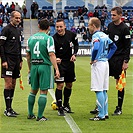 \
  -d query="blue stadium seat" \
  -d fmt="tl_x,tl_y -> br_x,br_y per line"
64,19 -> 69,23
69,6 -> 75,10
78,41 -> 84,46
50,26 -> 55,36
83,41 -> 89,46
64,6 -> 70,11
47,6 -> 53,10
42,6 -> 47,10
75,6 -> 80,10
